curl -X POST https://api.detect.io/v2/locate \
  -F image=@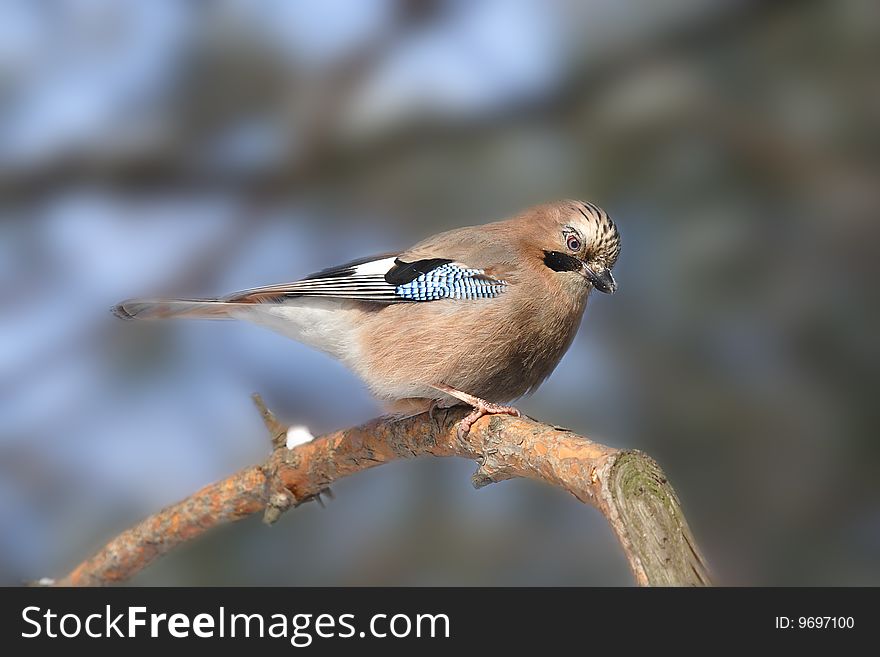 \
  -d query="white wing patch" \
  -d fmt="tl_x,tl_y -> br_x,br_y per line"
350,257 -> 398,276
